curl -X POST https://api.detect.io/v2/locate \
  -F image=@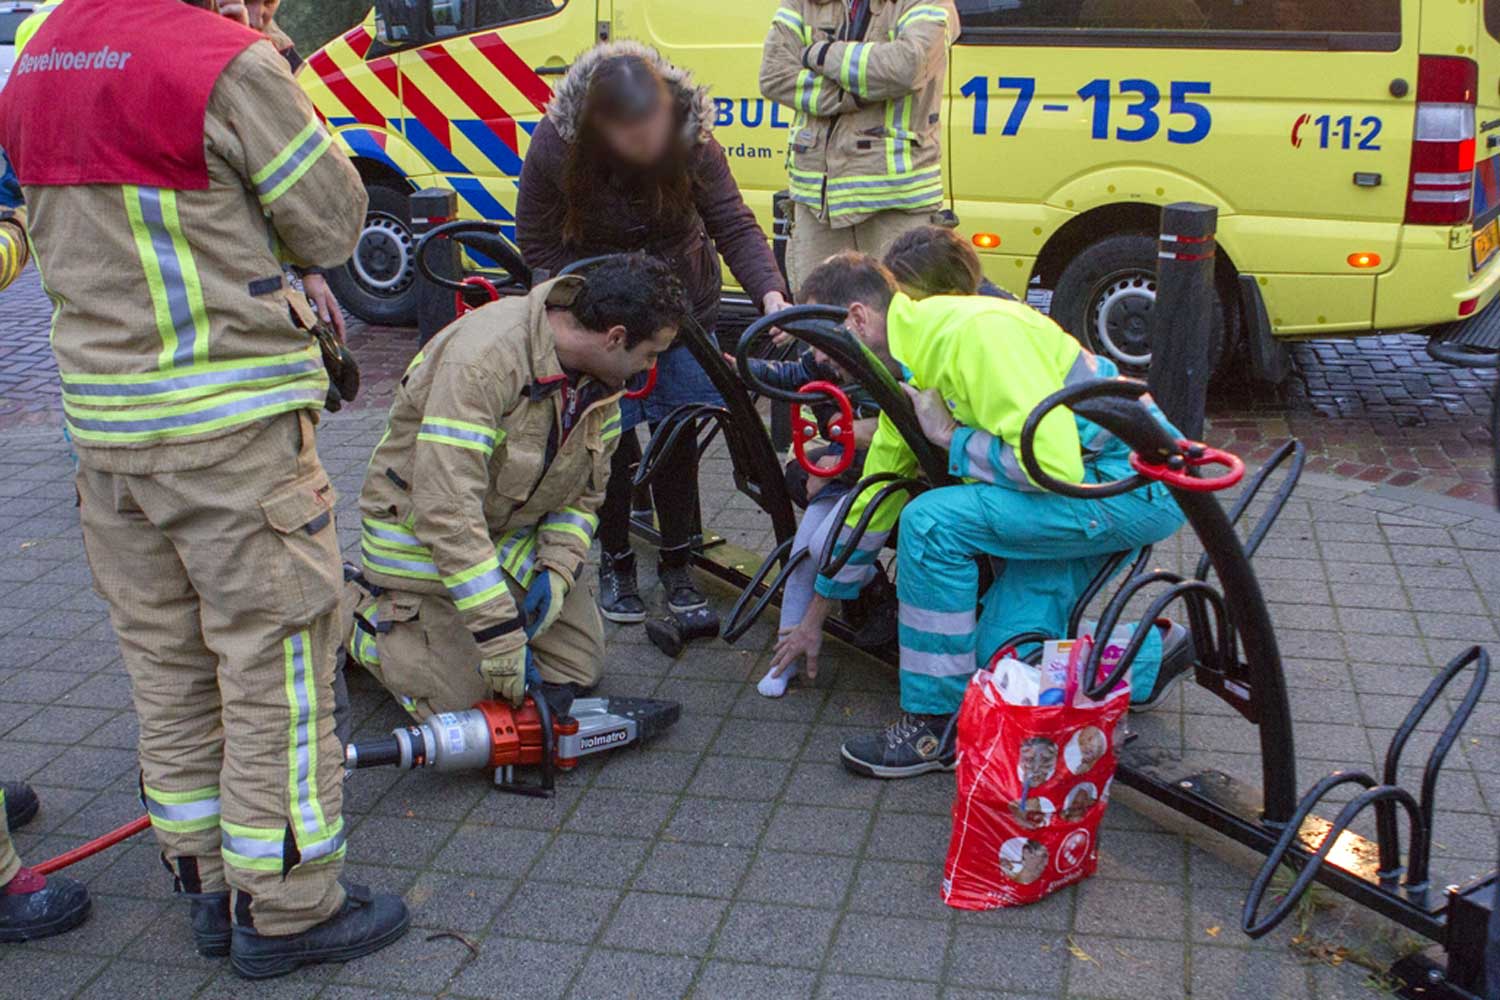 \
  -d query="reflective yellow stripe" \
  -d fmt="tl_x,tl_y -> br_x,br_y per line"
122,186 -> 210,370
252,120 -> 334,205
